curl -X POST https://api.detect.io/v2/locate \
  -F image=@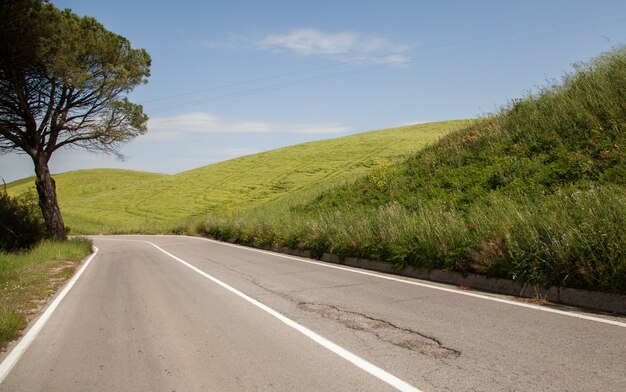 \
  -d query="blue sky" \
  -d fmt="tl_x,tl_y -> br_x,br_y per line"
2,0 -> 626,182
